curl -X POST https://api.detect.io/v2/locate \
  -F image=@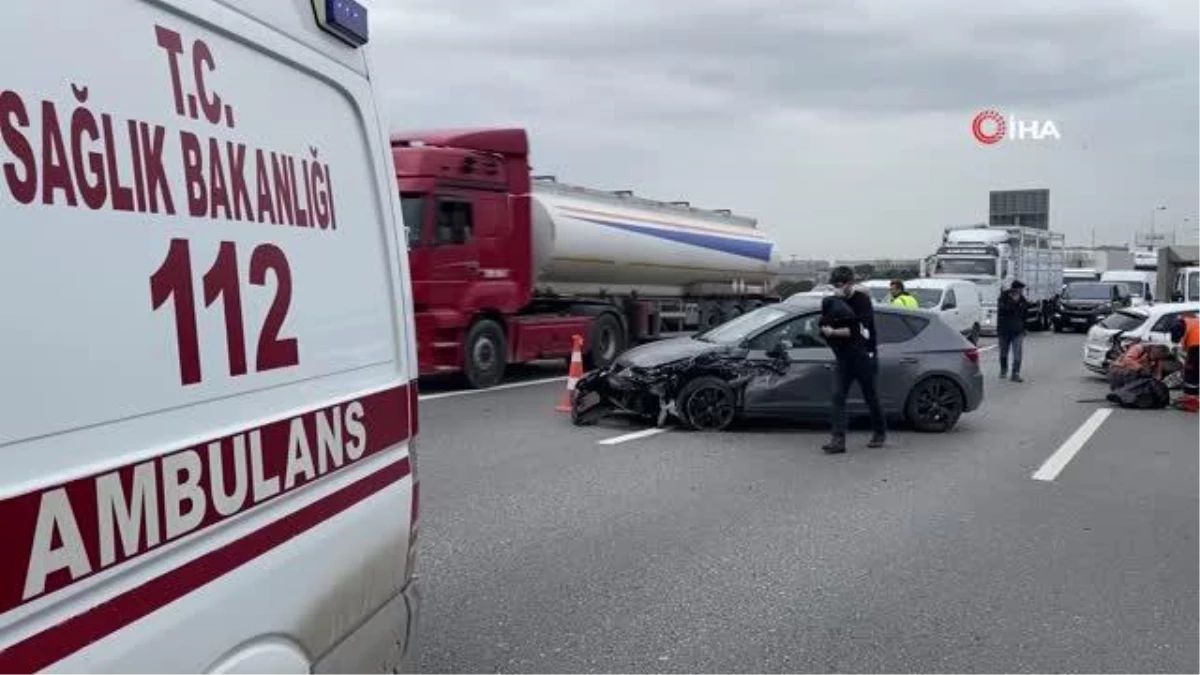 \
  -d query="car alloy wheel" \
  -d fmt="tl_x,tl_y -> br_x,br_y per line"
905,376 -> 965,433
677,376 -> 737,431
